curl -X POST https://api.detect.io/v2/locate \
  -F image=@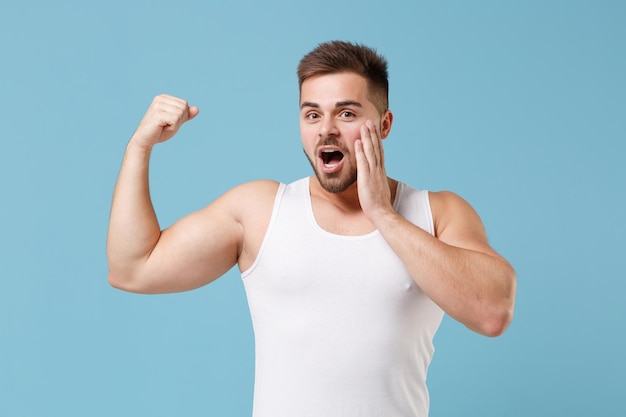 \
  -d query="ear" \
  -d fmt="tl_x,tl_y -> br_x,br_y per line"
380,110 -> 394,139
